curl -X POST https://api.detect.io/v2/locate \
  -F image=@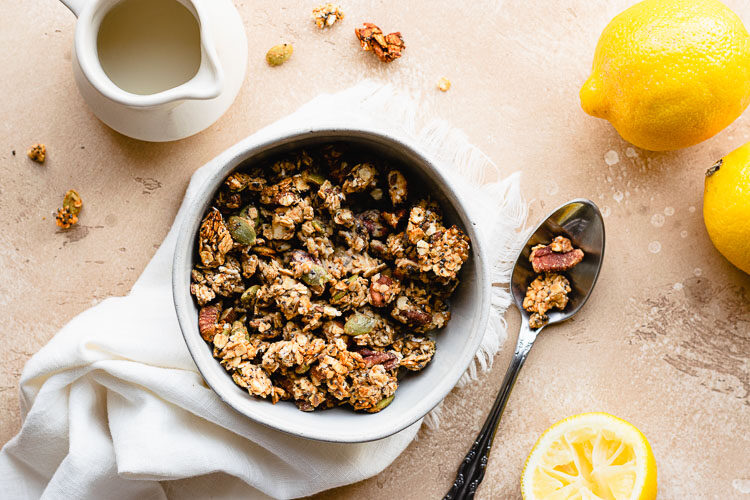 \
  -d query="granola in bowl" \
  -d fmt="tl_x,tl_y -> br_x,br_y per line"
189,144 -> 471,413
